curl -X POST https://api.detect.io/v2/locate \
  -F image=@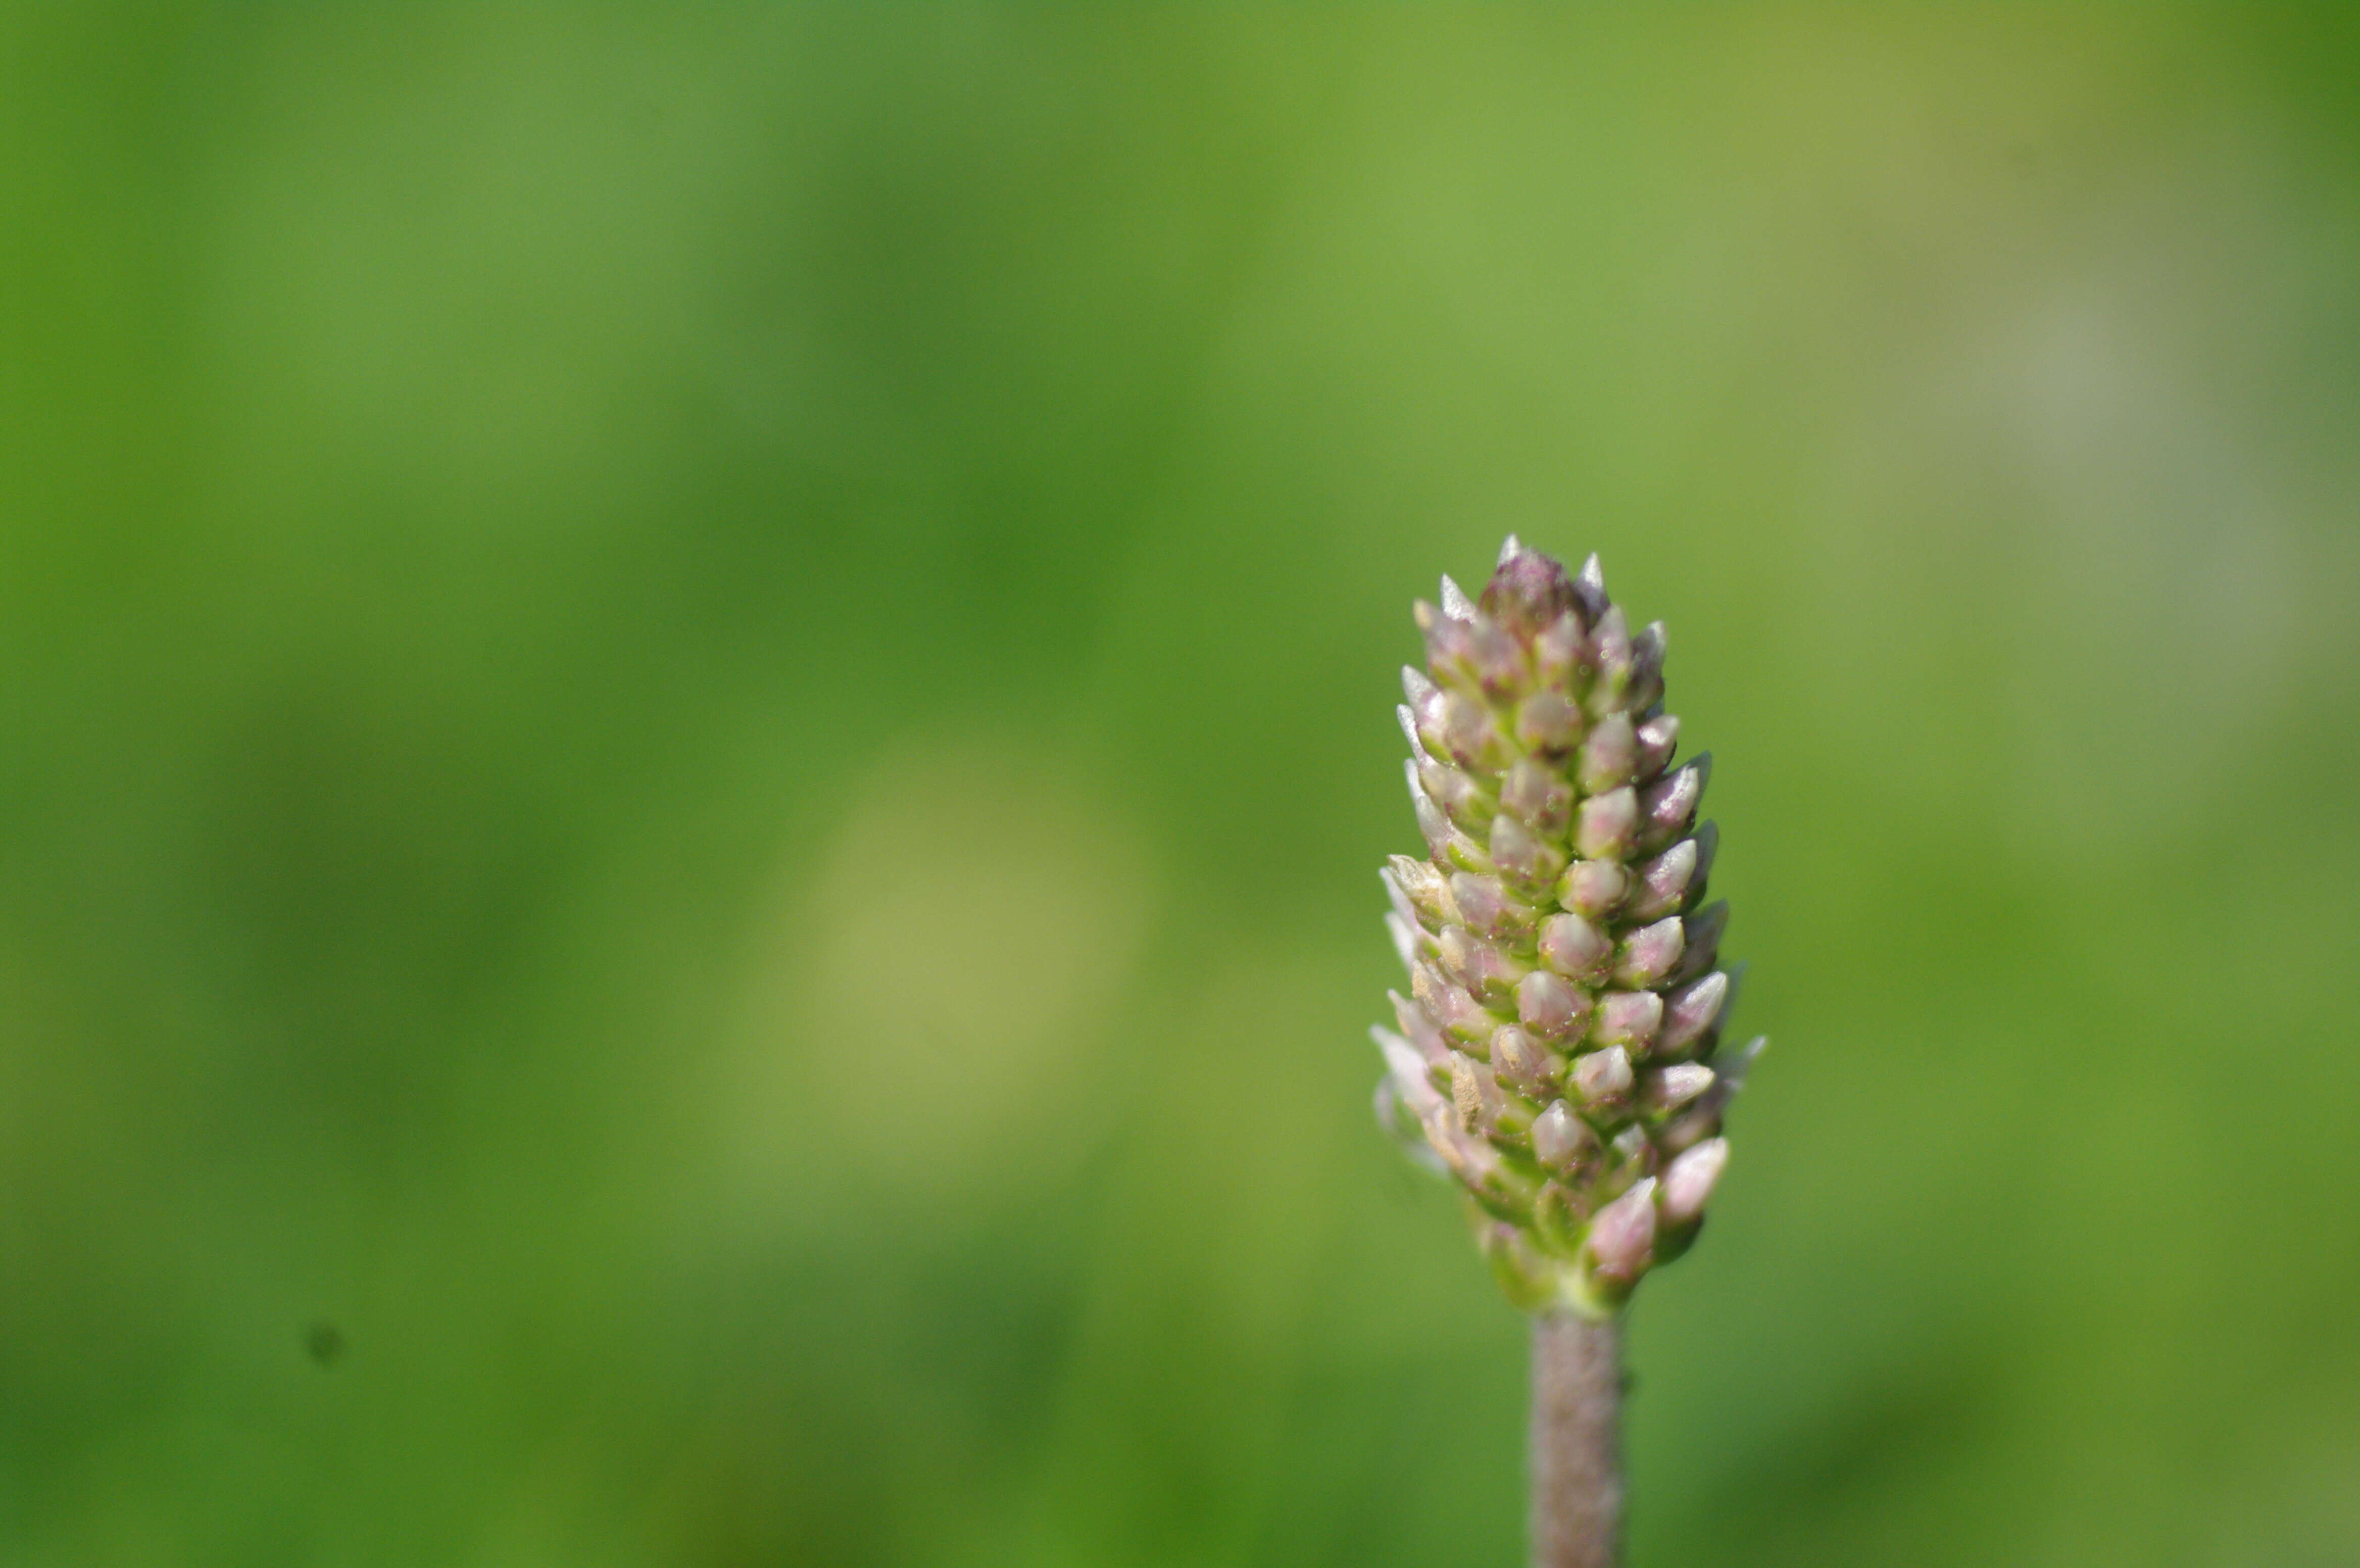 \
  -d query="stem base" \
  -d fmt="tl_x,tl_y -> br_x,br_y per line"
1530,1310 -> 1622,1568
